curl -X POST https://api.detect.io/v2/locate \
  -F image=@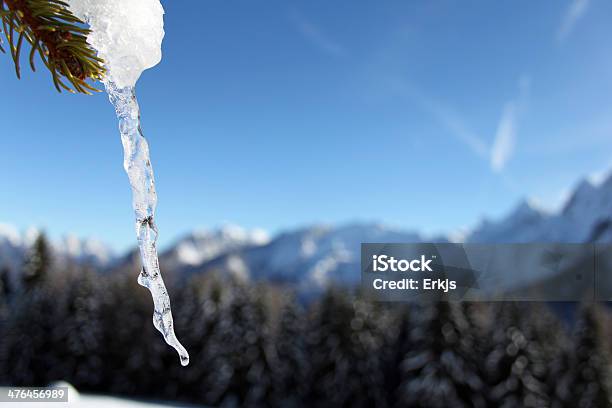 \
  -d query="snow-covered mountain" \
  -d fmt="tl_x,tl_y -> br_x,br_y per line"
465,199 -> 551,243
0,225 -> 115,275
170,173 -> 612,291
53,234 -> 116,266
467,175 -> 612,243
2,171 -> 612,292
180,224 -> 425,291
160,225 -> 270,270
